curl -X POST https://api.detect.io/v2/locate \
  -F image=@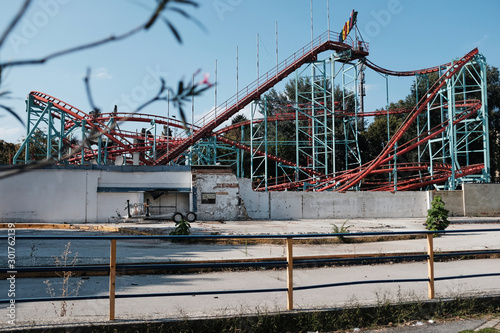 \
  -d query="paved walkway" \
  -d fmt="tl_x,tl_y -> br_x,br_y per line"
1,217 -> 499,332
